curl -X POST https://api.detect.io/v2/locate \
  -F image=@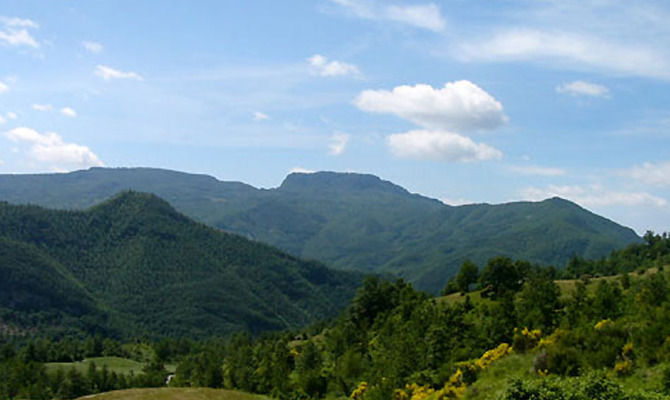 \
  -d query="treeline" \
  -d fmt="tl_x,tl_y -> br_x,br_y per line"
3,232 -> 670,399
